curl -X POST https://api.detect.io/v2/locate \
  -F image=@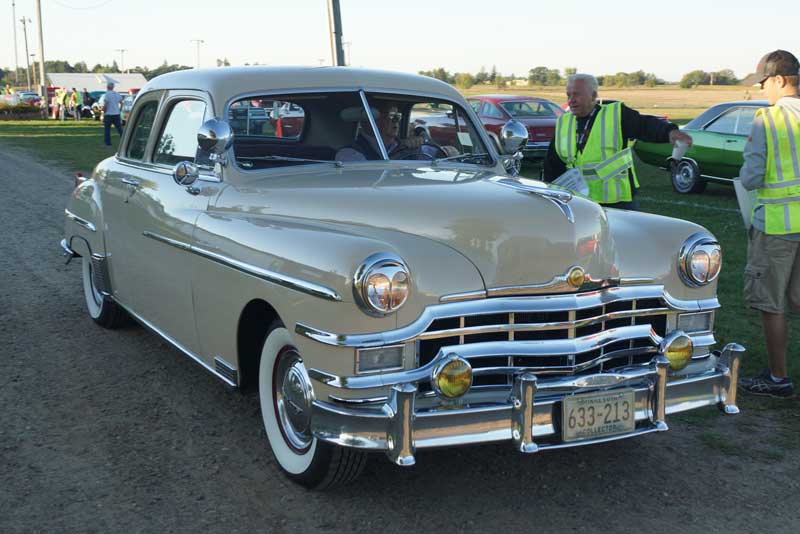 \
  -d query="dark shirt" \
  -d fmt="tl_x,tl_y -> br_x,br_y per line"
543,103 -> 678,183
